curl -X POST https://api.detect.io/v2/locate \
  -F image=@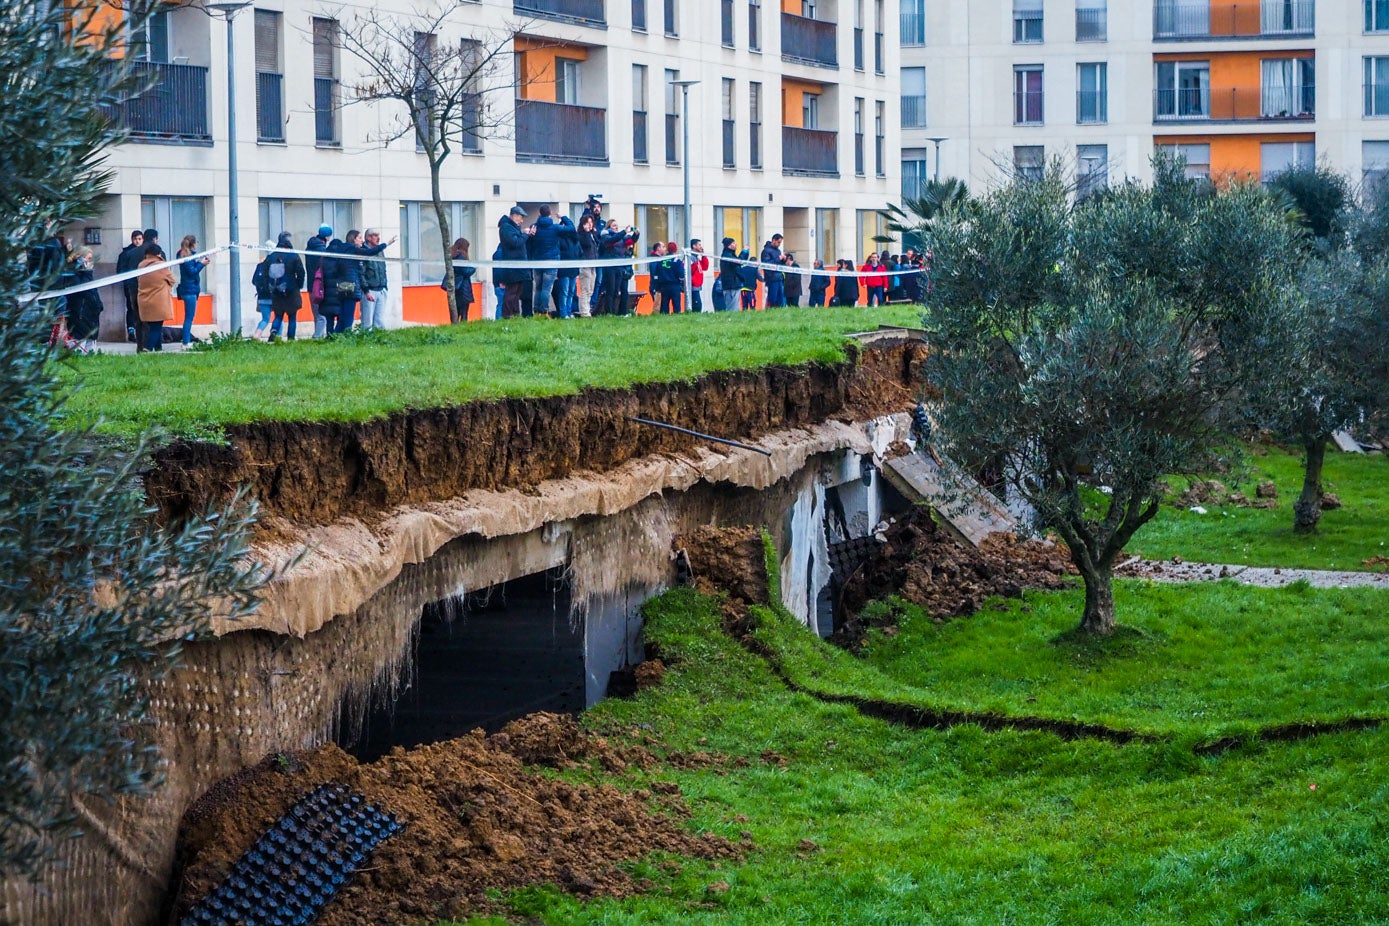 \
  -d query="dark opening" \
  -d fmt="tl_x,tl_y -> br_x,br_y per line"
339,566 -> 584,762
